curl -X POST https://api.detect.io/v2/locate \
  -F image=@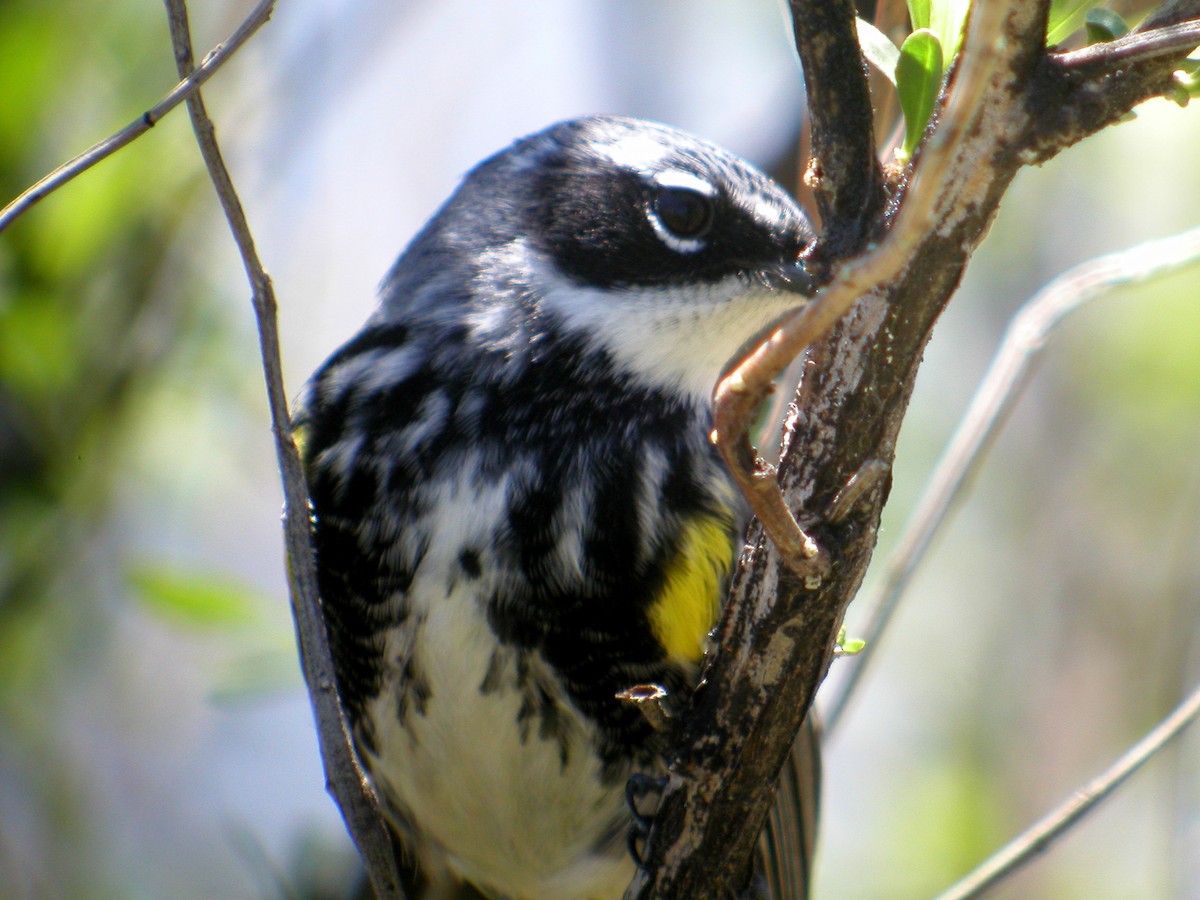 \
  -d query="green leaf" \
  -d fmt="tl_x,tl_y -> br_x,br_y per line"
835,626 -> 868,656
896,29 -> 944,160
128,563 -> 263,629
857,18 -> 901,86
907,0 -> 931,31
1171,61 -> 1200,106
841,638 -> 868,655
1084,8 -> 1129,44
908,0 -> 1096,52
1046,0 -> 1094,45
927,0 -> 971,57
